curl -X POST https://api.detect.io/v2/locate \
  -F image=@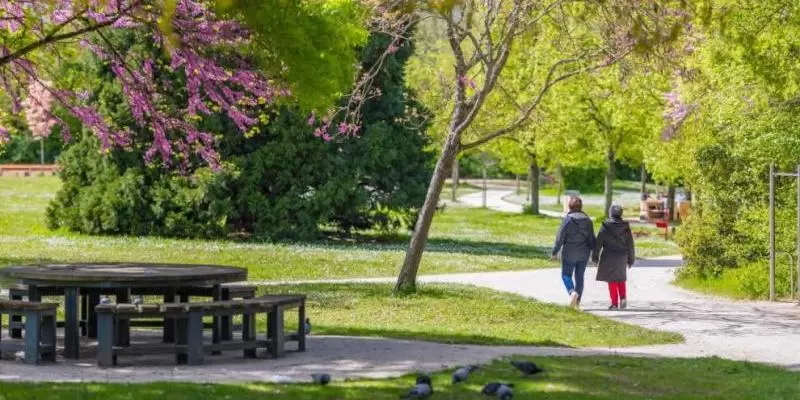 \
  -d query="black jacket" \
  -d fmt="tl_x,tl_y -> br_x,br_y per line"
551,211 -> 595,262
592,218 -> 635,282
